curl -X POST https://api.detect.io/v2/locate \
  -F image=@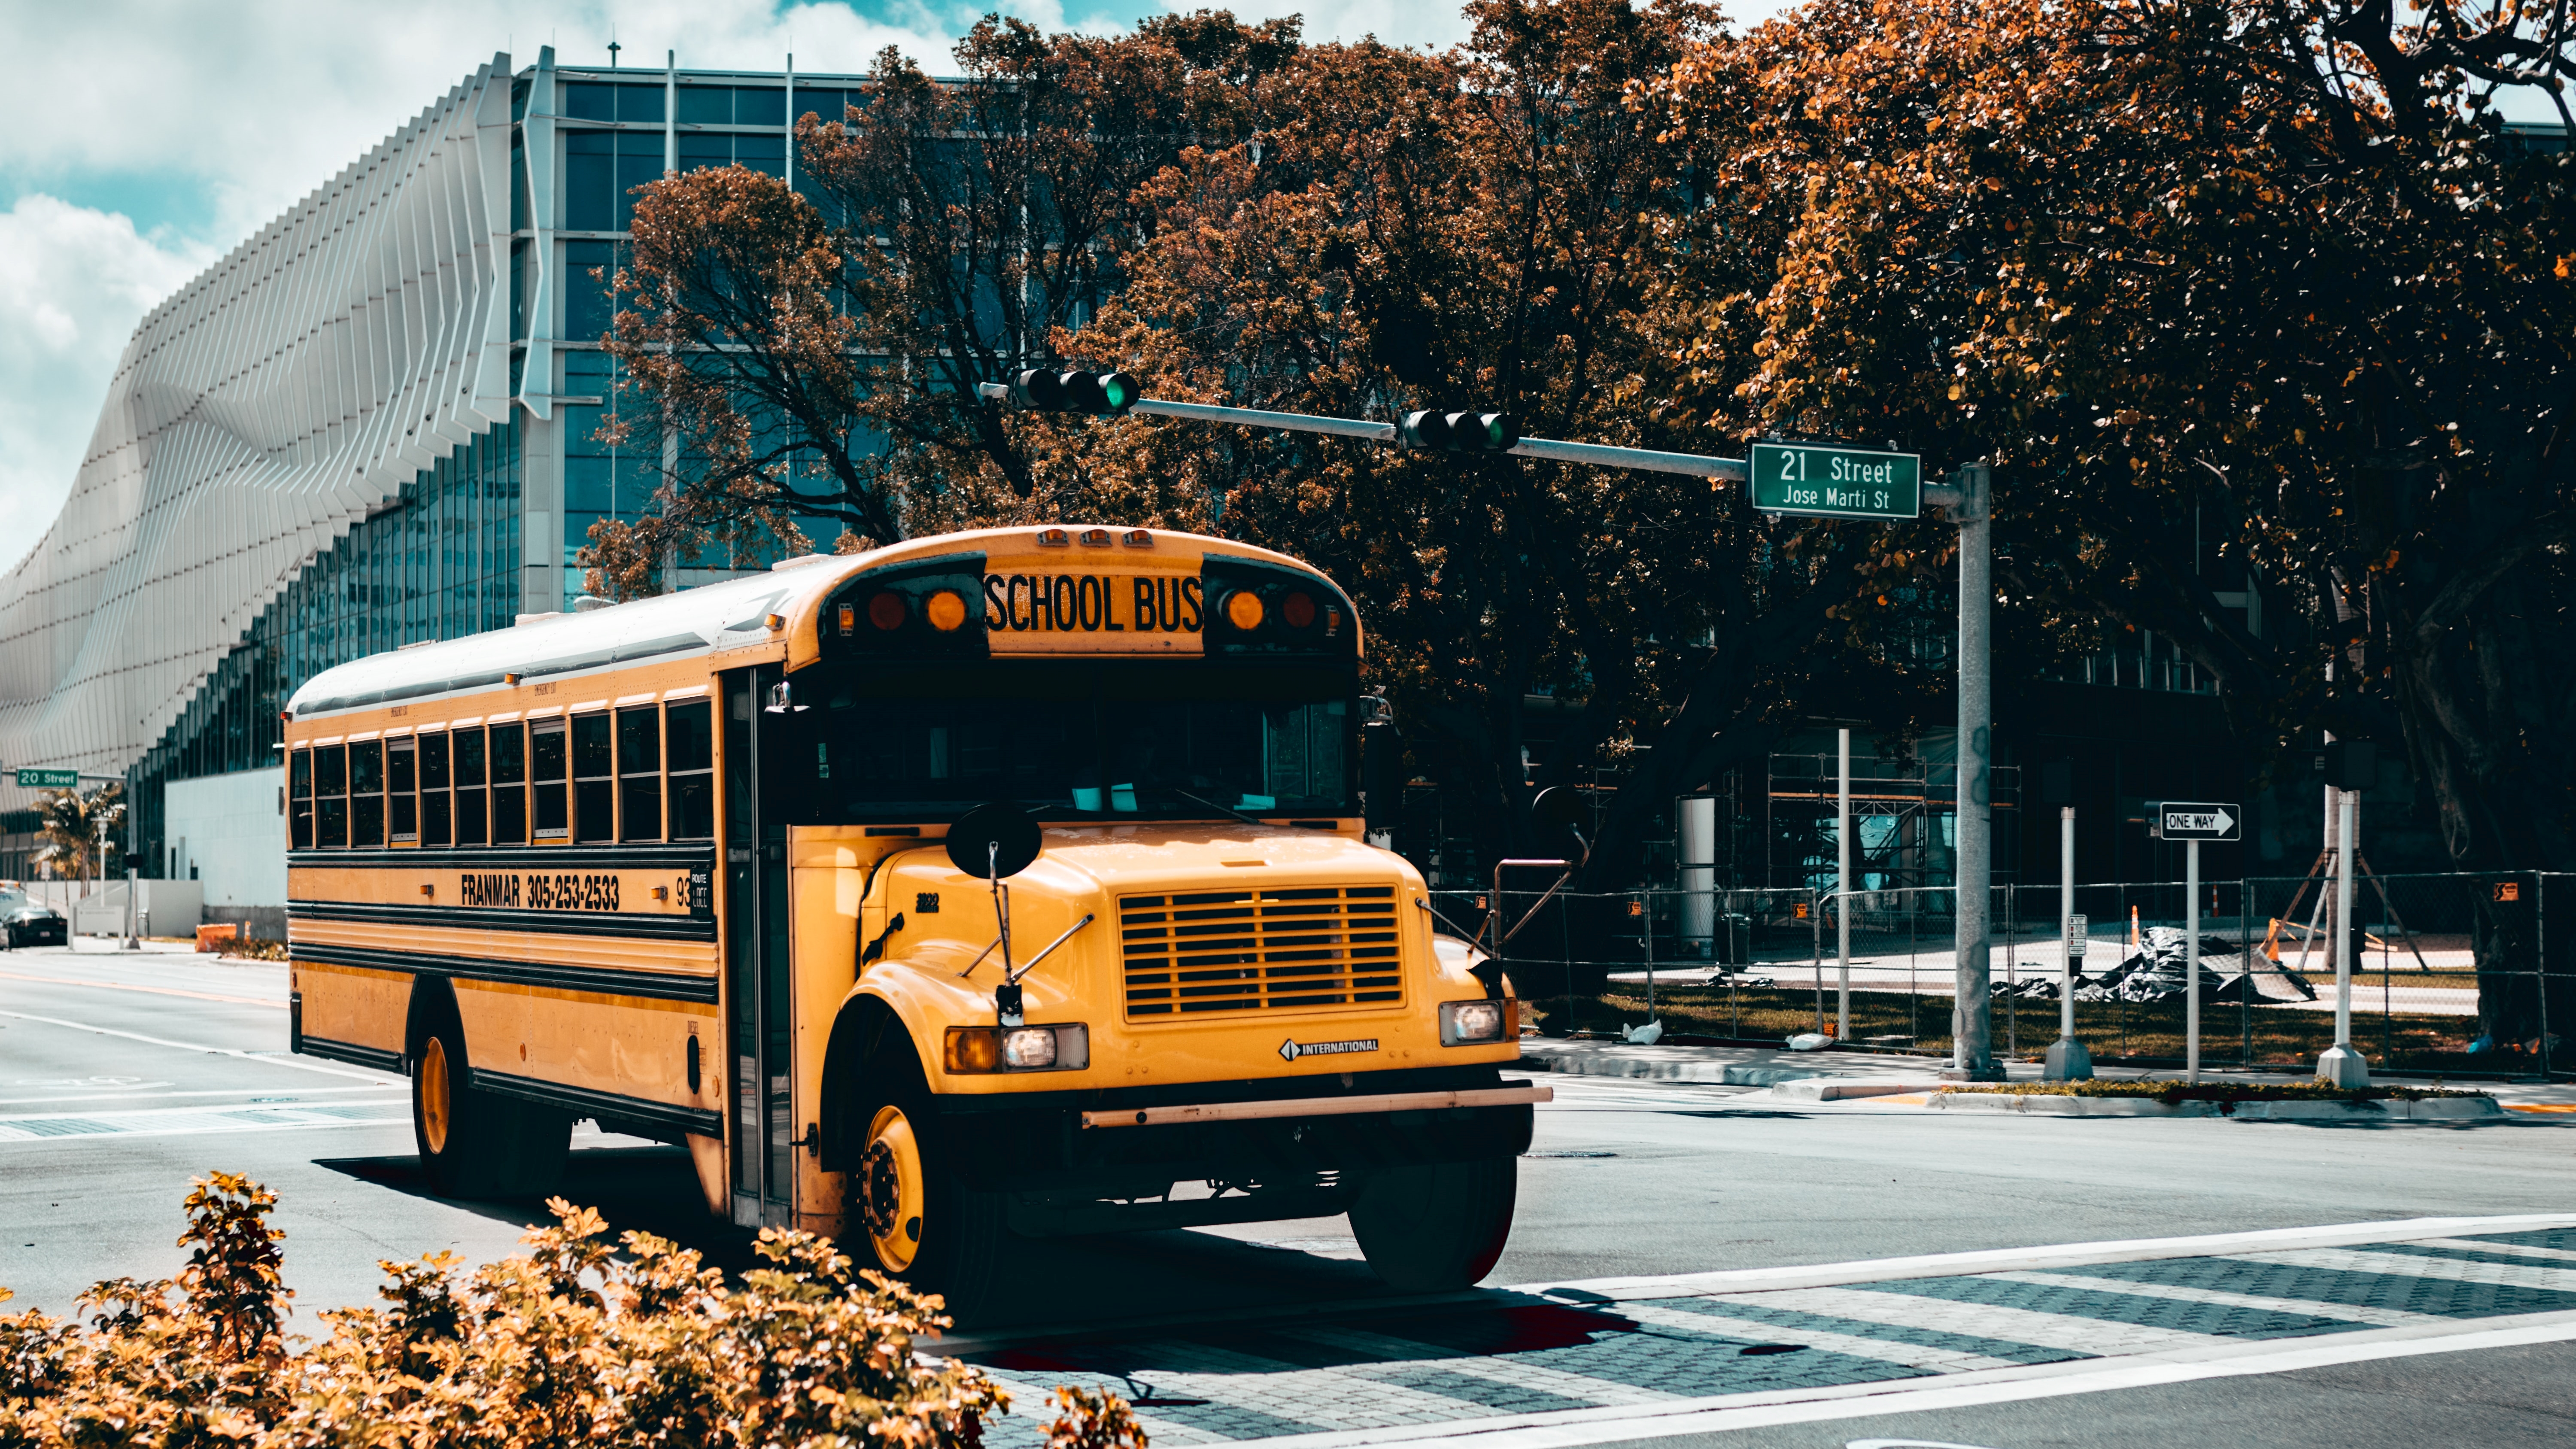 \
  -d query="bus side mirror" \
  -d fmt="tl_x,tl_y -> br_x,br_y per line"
947,803 -> 1042,879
